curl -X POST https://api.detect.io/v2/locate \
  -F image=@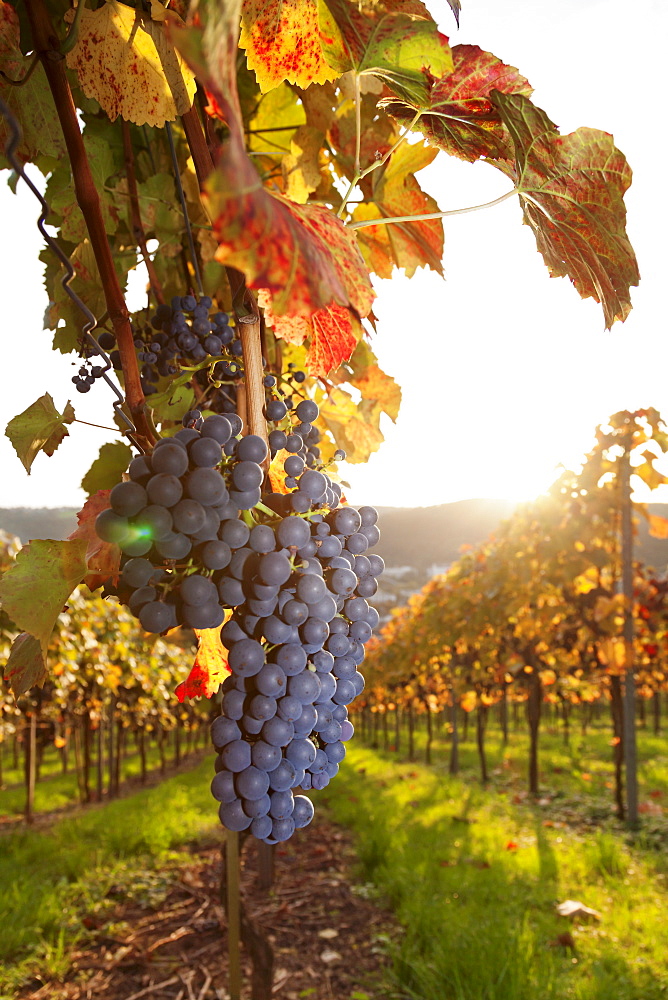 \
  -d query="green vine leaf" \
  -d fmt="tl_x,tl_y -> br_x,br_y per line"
81,441 -> 134,495
3,632 -> 46,696
3,632 -> 46,697
0,1 -> 66,166
0,539 -> 88,660
319,0 -> 453,104
491,91 -> 640,328
5,393 -> 76,474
